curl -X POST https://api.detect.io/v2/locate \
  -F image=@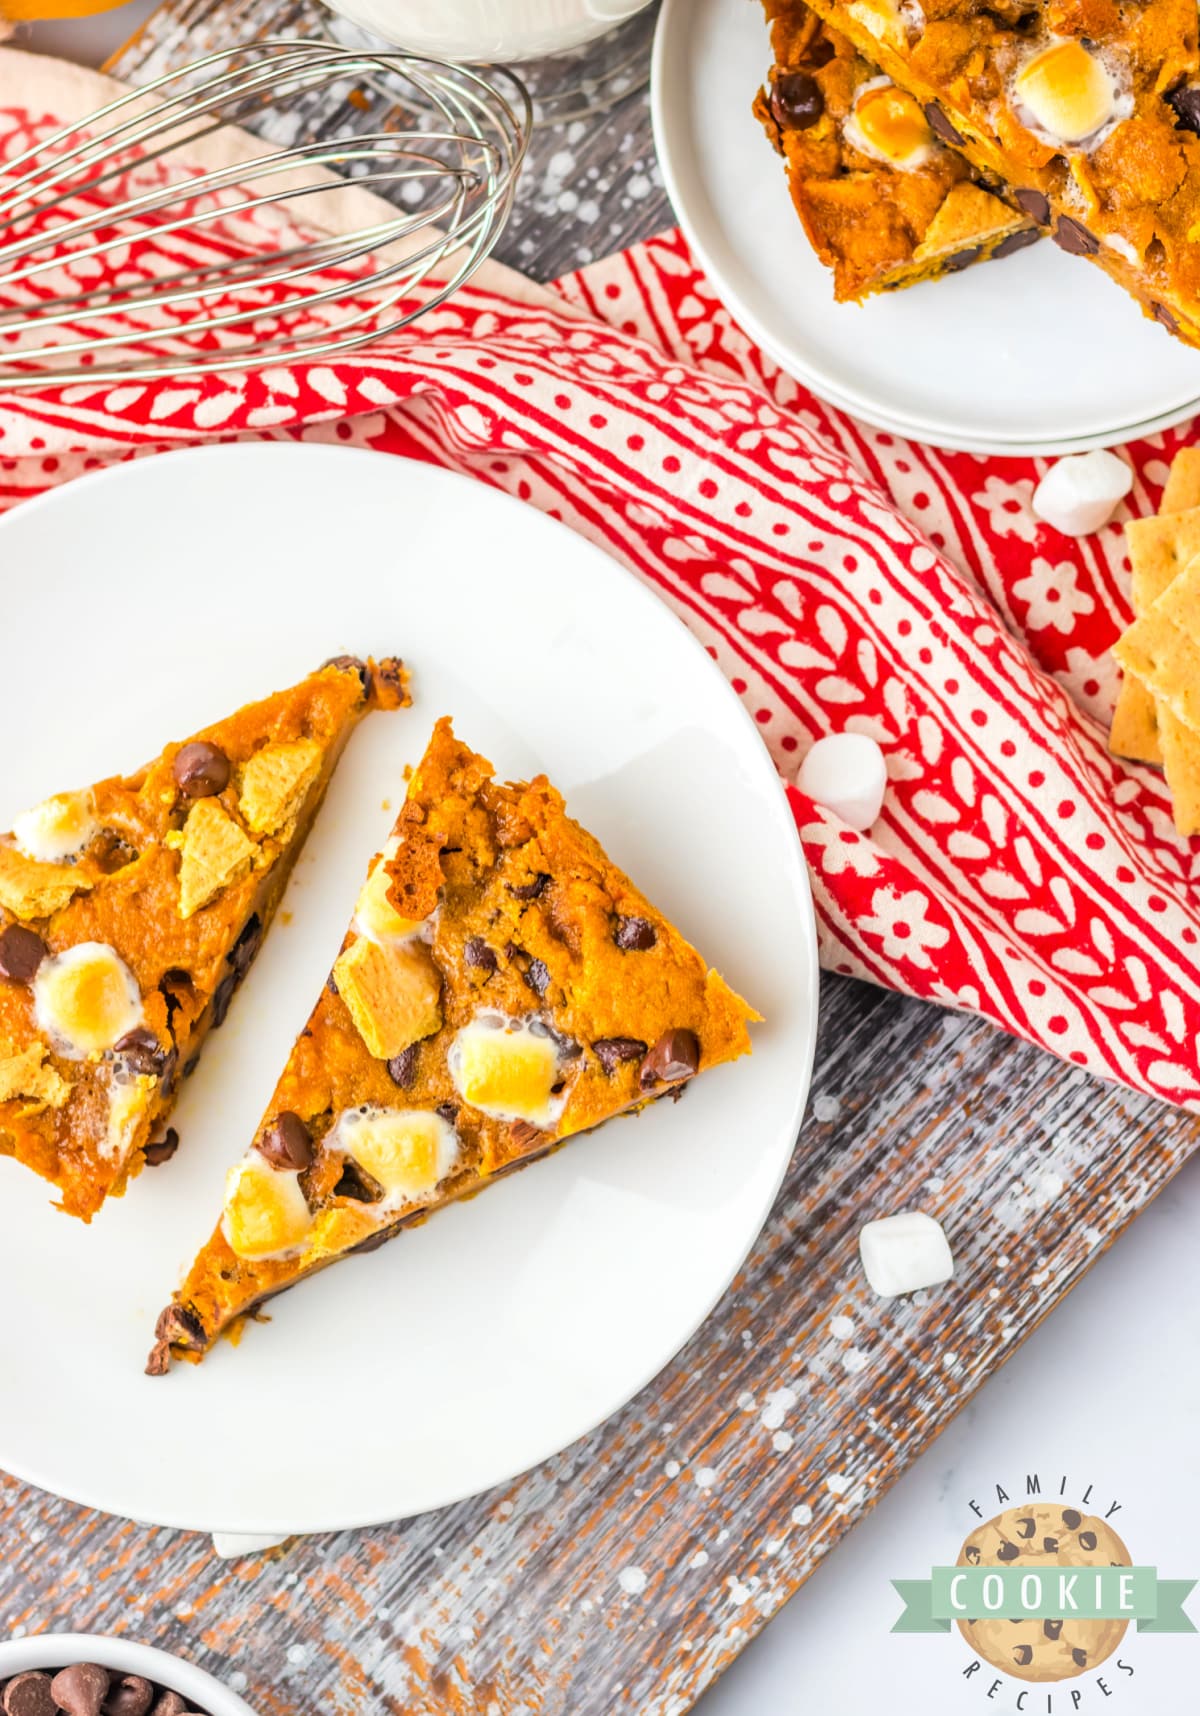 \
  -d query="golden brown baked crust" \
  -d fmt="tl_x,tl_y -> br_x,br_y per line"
0,658 -> 406,1220
755,0 -> 1036,300
150,717 -> 759,1372
795,0 -> 1200,342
